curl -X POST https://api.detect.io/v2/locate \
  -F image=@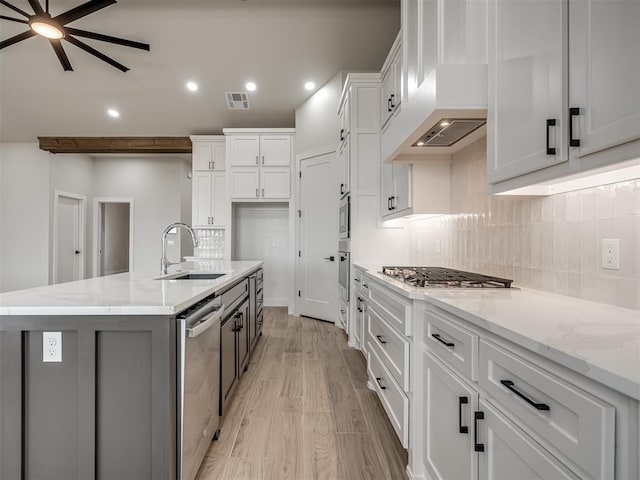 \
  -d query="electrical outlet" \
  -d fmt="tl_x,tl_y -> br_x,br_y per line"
43,332 -> 62,363
601,239 -> 620,270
